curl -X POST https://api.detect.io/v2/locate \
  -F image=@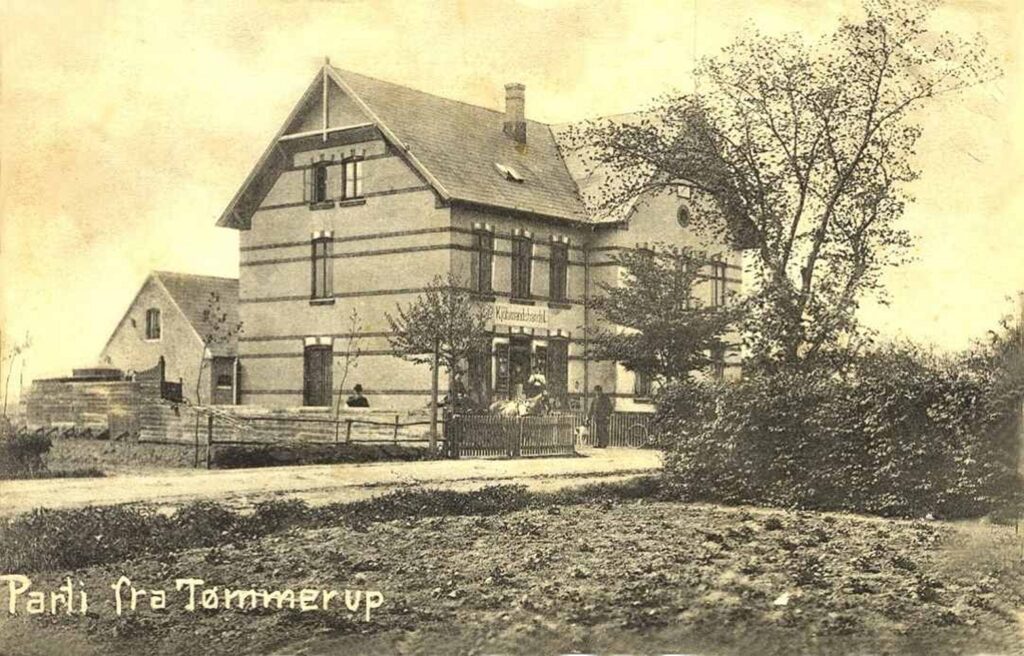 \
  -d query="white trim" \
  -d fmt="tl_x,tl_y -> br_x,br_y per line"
278,122 -> 375,142
311,230 -> 334,240
303,336 -> 334,347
